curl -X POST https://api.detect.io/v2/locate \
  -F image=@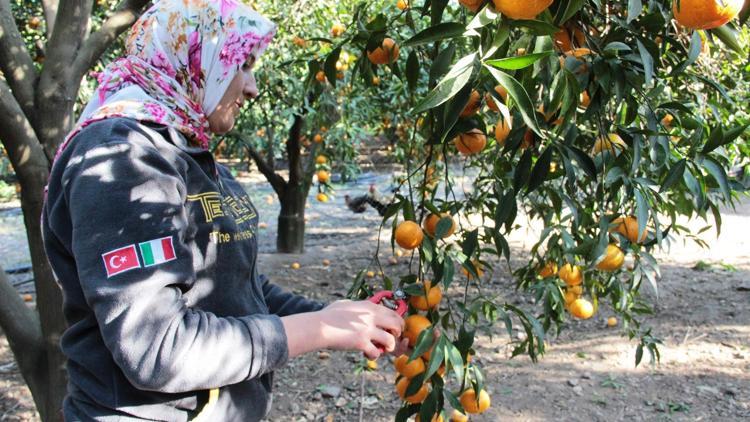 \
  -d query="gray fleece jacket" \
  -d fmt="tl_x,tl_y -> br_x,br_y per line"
42,117 -> 324,421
